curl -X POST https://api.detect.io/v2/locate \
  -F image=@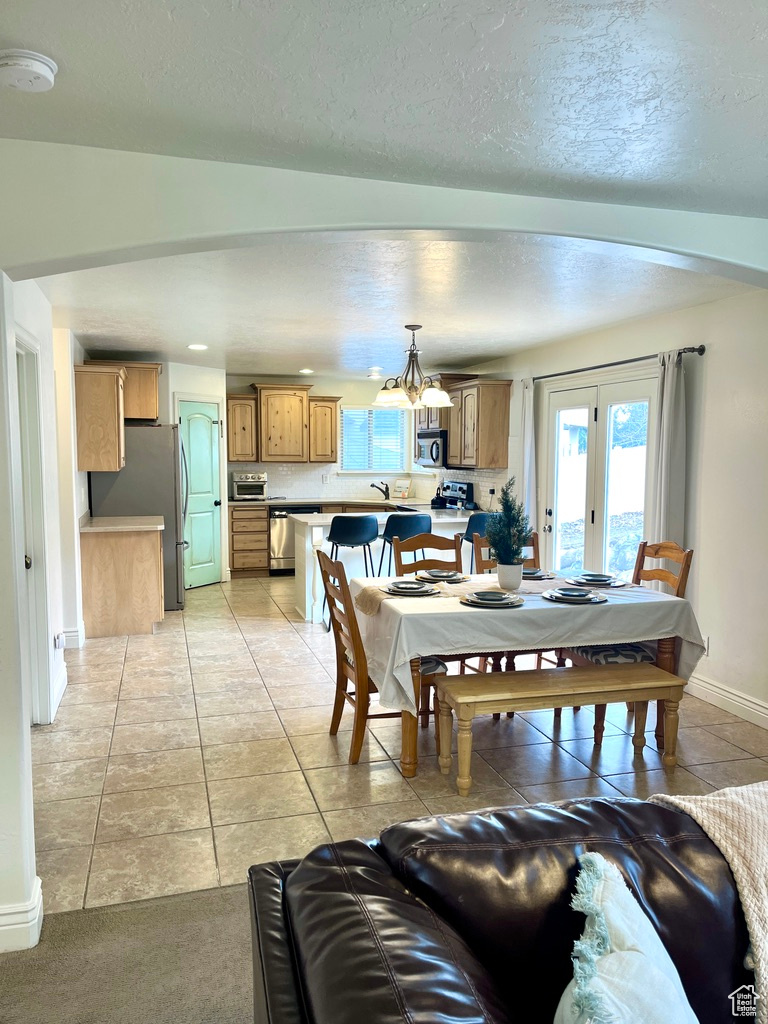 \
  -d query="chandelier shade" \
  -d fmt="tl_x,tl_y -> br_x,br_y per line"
373,325 -> 452,410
